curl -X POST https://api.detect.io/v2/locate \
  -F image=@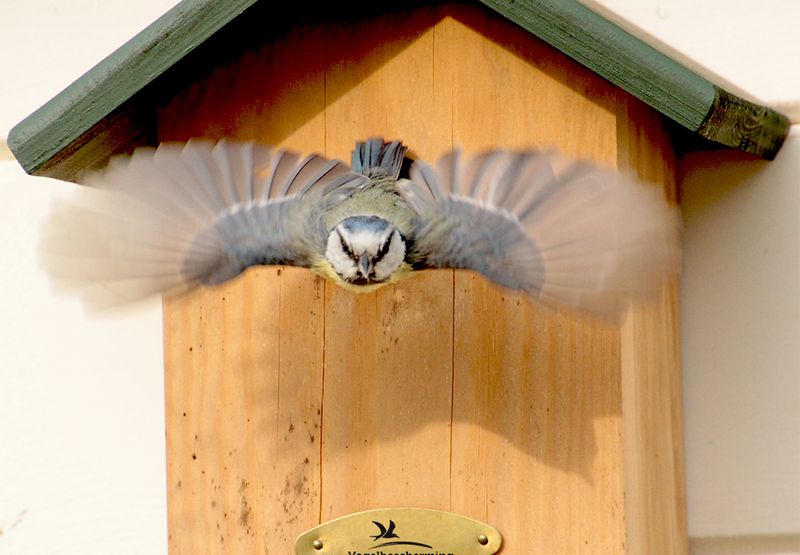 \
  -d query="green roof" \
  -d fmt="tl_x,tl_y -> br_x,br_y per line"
8,0 -> 790,180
